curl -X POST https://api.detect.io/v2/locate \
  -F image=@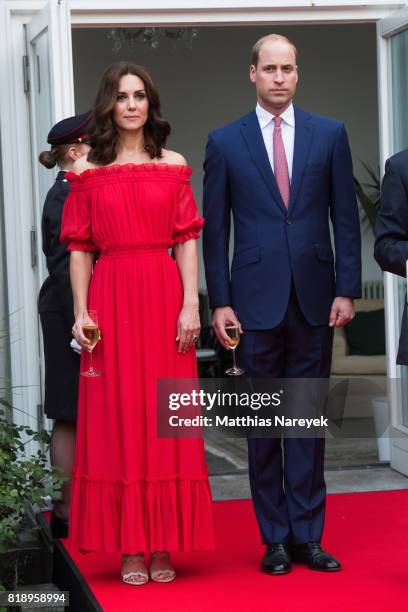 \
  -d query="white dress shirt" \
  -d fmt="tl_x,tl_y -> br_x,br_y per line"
255,102 -> 295,181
